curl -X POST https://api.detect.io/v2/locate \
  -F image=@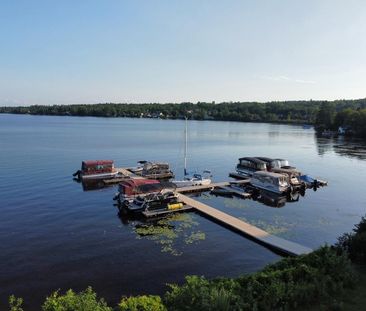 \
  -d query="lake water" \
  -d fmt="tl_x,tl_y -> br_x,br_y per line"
0,114 -> 365,310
